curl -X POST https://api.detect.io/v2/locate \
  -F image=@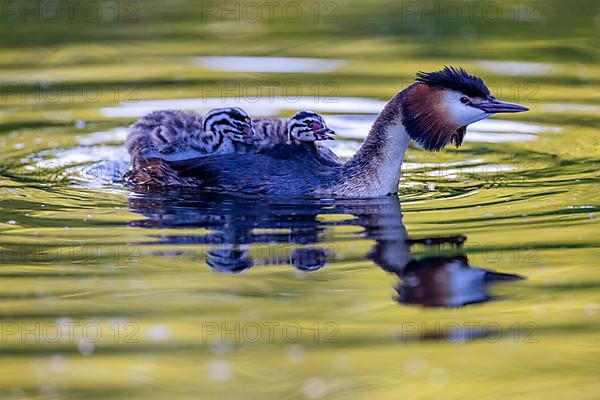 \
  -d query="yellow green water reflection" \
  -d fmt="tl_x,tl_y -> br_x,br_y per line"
0,0 -> 599,398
